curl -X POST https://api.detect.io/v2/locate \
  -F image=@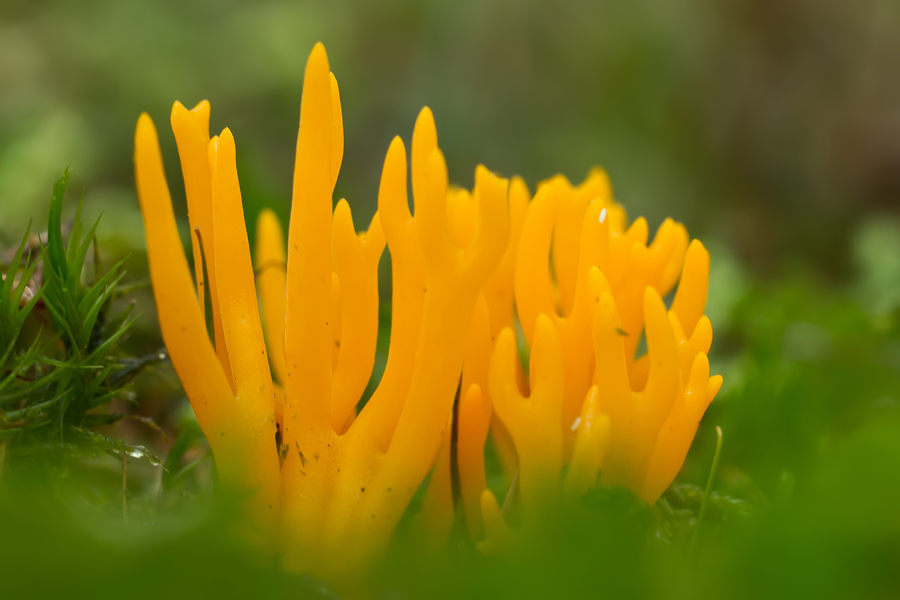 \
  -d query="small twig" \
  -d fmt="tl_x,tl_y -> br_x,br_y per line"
0,440 -> 6,476
689,425 -> 723,558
